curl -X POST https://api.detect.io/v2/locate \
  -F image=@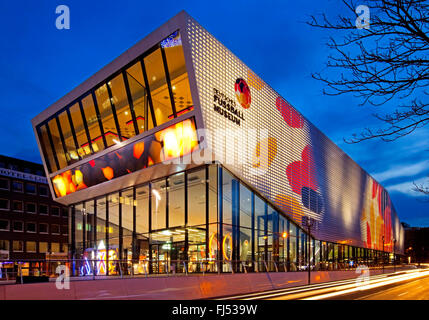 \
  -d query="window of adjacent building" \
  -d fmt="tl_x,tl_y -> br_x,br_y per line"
0,178 -> 9,190
51,242 -> 60,253
0,198 -> 9,210
25,183 -> 36,194
69,102 -> 91,159
39,185 -> 49,197
12,240 -> 23,252
26,241 -> 36,253
187,169 -> 205,227
0,240 -> 9,251
39,204 -> 48,215
13,221 -> 23,232
81,93 -> 104,153
135,185 -> 149,234
48,117 -> 68,169
95,84 -> 119,148
12,181 -> 23,193
62,243 -> 68,253
0,219 -> 9,231
26,202 -> 36,214
108,73 -> 135,140
151,179 -> 166,230
144,48 -> 174,129
51,206 -> 60,216
61,207 -> 68,217
39,223 -> 48,234
39,124 -> 57,172
61,224 -> 68,236
26,222 -> 36,233
39,241 -> 48,253
51,224 -> 60,235
126,61 -> 149,132
163,31 -> 193,116
12,200 -> 23,212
